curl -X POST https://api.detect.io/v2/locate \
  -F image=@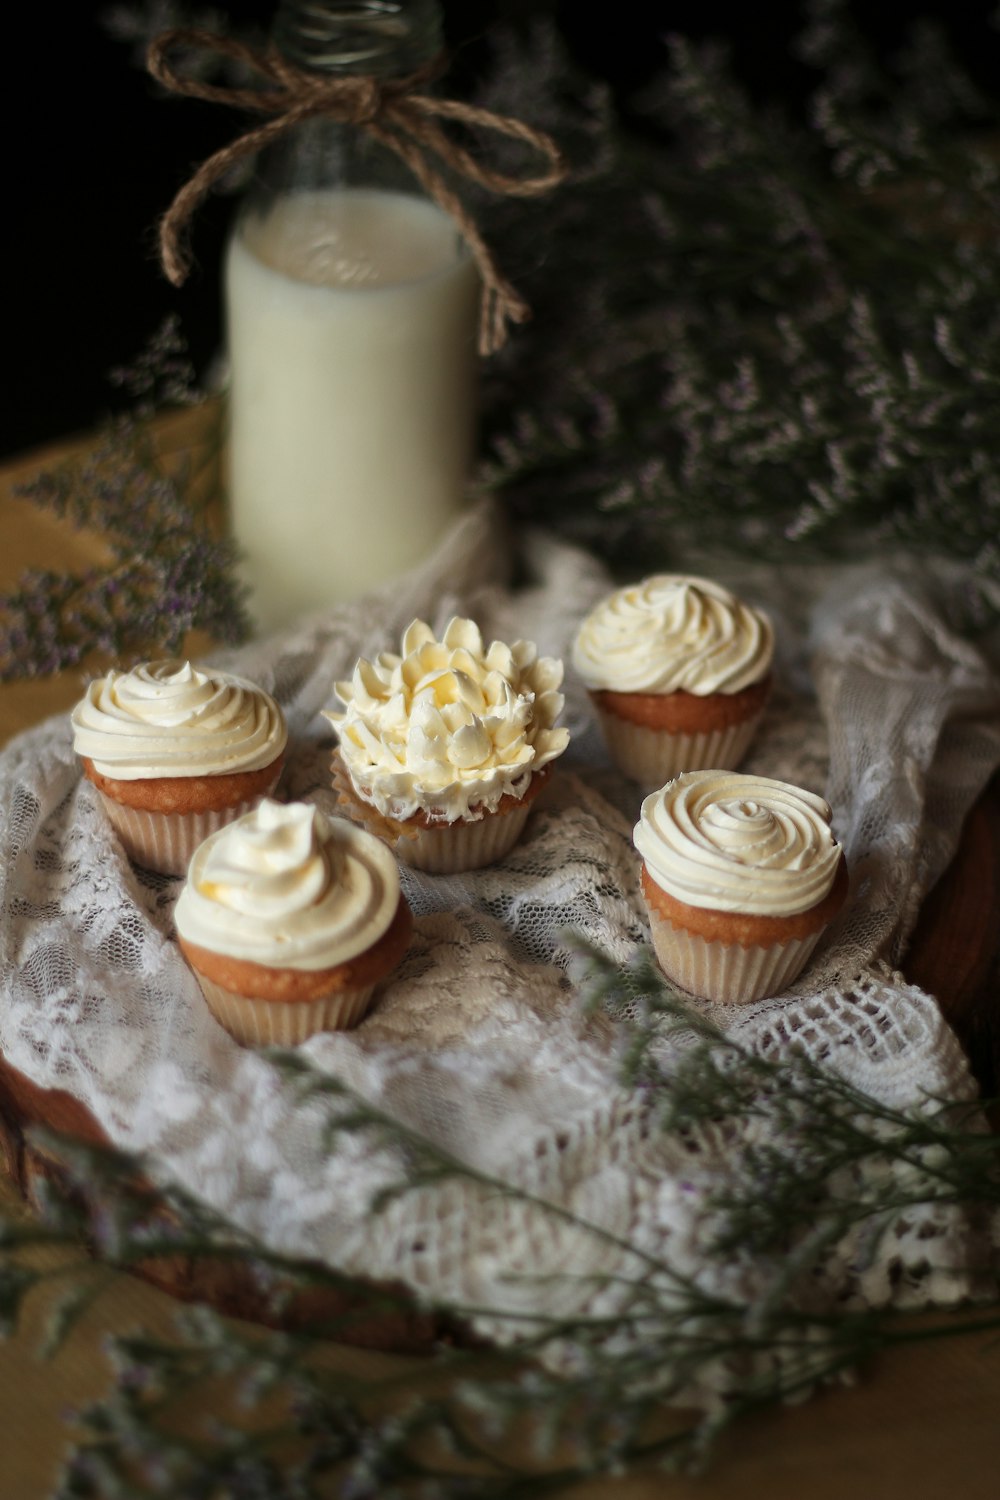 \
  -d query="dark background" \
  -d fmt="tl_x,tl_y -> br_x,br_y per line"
5,2 -> 998,460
